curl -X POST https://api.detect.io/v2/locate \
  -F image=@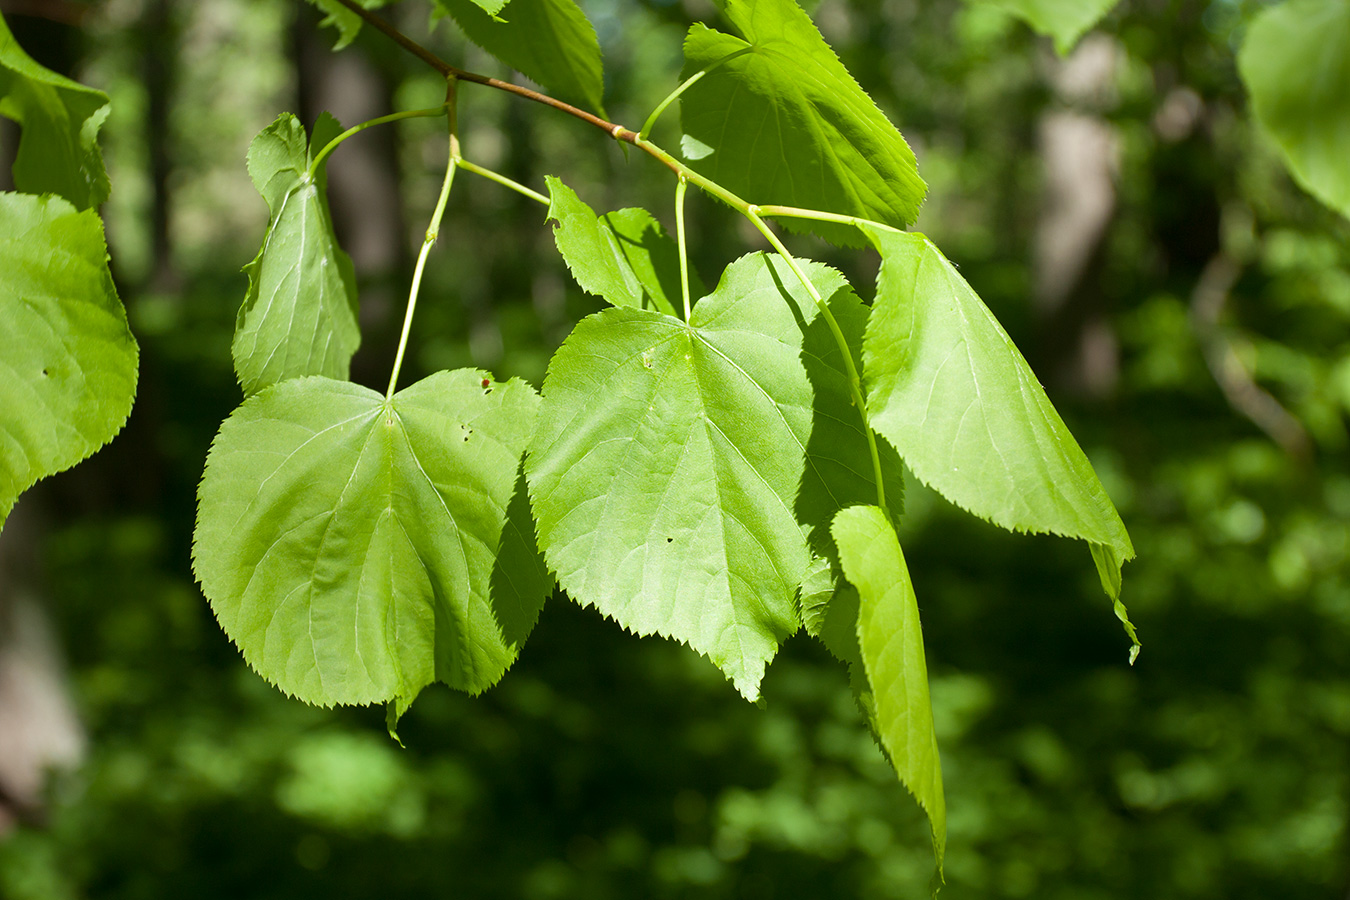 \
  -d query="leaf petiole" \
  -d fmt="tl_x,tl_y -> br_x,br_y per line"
675,176 -> 691,320
744,209 -> 889,517
755,205 -> 903,237
457,159 -> 549,205
308,105 -> 450,180
638,49 -> 754,141
386,97 -> 459,400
